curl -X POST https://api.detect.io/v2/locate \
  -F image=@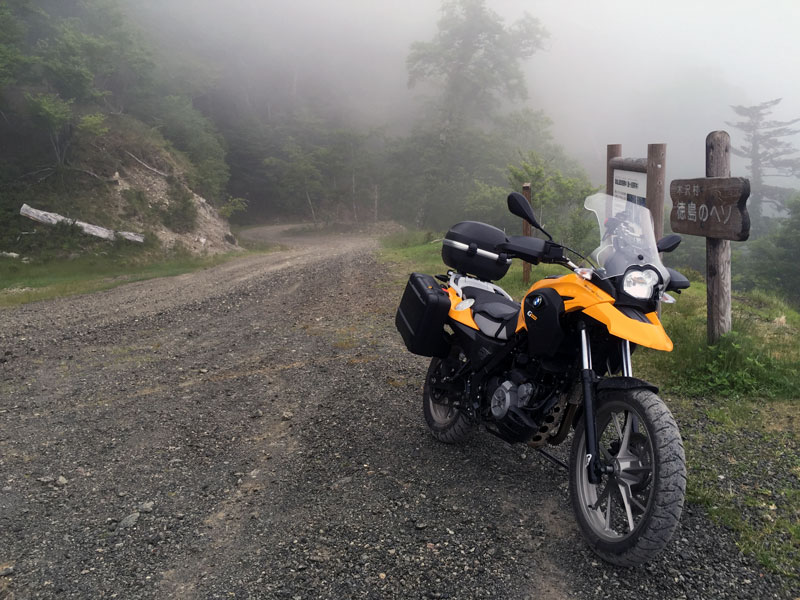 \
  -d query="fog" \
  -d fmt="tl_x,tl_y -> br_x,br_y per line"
131,0 -> 799,188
